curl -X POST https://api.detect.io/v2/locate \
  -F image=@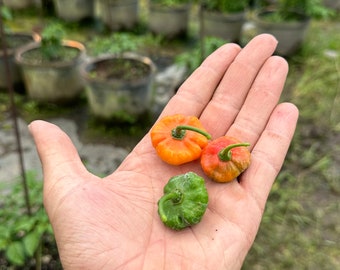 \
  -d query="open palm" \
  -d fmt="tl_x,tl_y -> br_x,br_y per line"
29,34 -> 298,270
